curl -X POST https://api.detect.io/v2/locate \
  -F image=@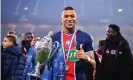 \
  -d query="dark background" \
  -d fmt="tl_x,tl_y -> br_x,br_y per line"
1,0 -> 133,53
